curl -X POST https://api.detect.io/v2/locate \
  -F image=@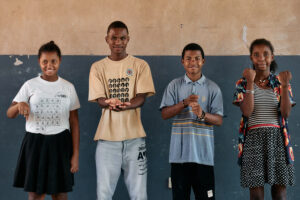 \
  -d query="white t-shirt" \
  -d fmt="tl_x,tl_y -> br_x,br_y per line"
13,76 -> 80,135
